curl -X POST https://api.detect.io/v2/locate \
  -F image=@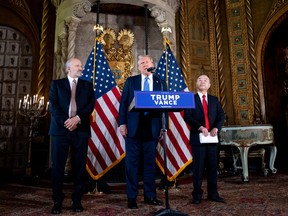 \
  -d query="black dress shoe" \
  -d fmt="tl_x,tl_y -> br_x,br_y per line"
144,197 -> 163,206
208,196 -> 225,202
72,201 -> 84,212
128,199 -> 138,209
192,199 -> 201,204
51,202 -> 62,214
